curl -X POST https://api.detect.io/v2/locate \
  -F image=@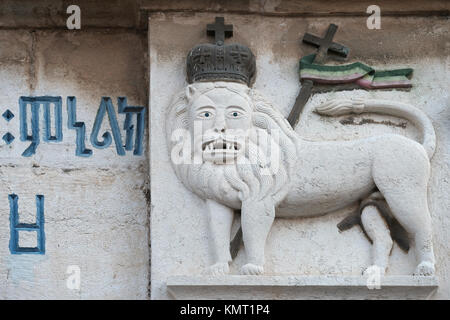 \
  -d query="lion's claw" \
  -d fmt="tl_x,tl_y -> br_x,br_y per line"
240,263 -> 264,275
207,262 -> 230,276
414,261 -> 435,276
